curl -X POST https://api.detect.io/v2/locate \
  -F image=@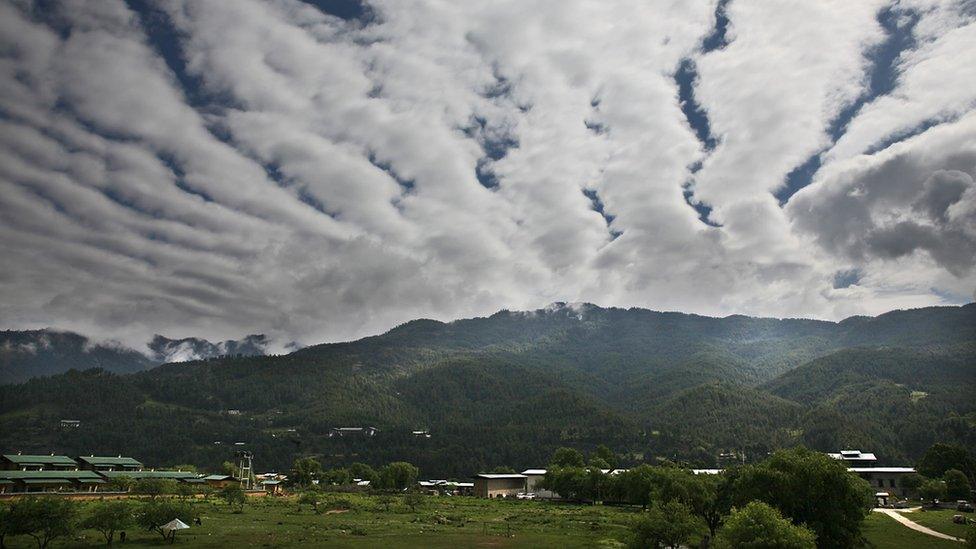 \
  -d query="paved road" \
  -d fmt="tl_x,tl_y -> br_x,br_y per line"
874,508 -> 965,543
